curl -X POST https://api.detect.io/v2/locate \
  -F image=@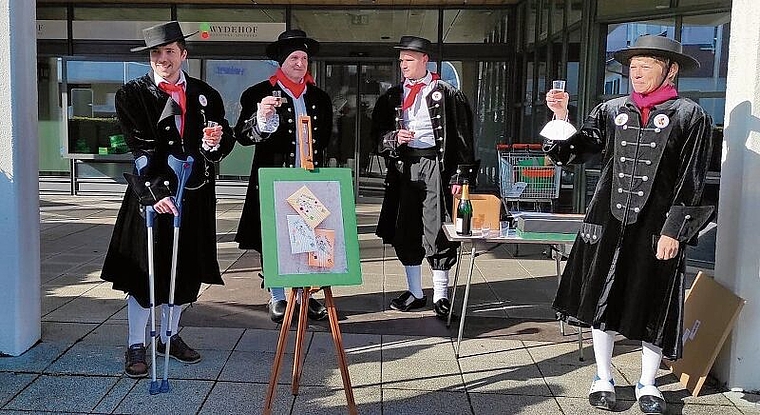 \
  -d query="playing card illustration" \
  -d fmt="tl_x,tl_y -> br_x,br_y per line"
286,215 -> 317,254
286,185 -> 331,228
308,229 -> 335,269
